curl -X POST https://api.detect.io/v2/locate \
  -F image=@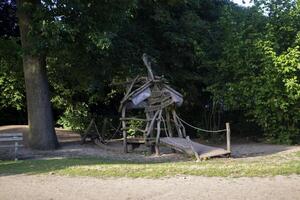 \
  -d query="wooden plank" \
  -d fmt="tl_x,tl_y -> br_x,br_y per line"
120,117 -> 150,122
0,144 -> 24,148
127,137 -> 146,144
160,137 -> 230,159
145,98 -> 173,112
0,133 -> 23,137
148,96 -> 172,105
121,127 -> 146,133
0,137 -> 23,142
